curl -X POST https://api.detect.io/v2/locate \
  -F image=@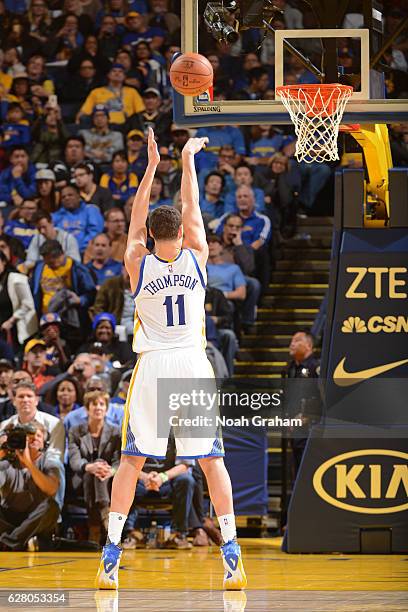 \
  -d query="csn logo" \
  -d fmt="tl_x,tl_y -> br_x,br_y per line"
341,315 -> 408,334
313,450 -> 408,514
